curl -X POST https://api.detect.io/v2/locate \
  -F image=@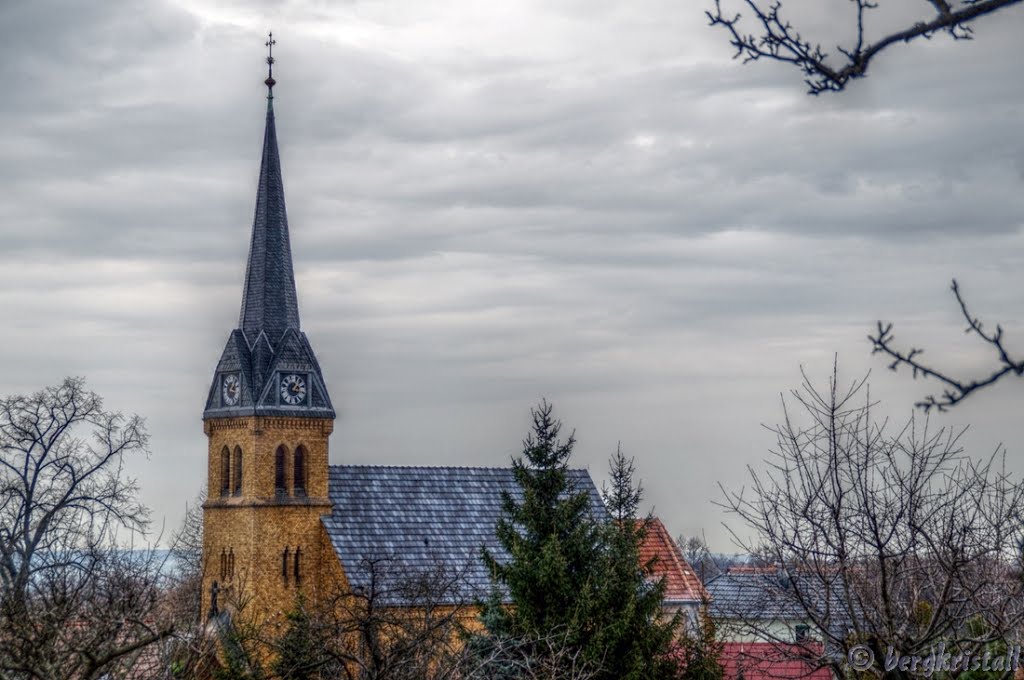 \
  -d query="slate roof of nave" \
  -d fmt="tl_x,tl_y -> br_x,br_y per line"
322,465 -> 607,604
